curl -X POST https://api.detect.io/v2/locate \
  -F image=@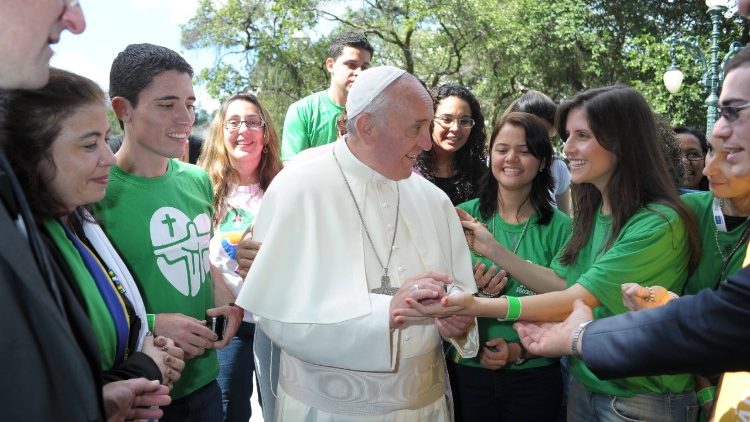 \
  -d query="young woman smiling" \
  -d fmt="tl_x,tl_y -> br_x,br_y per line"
401,86 -> 701,421
448,112 -> 571,421
198,92 -> 282,422
415,84 -> 487,205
